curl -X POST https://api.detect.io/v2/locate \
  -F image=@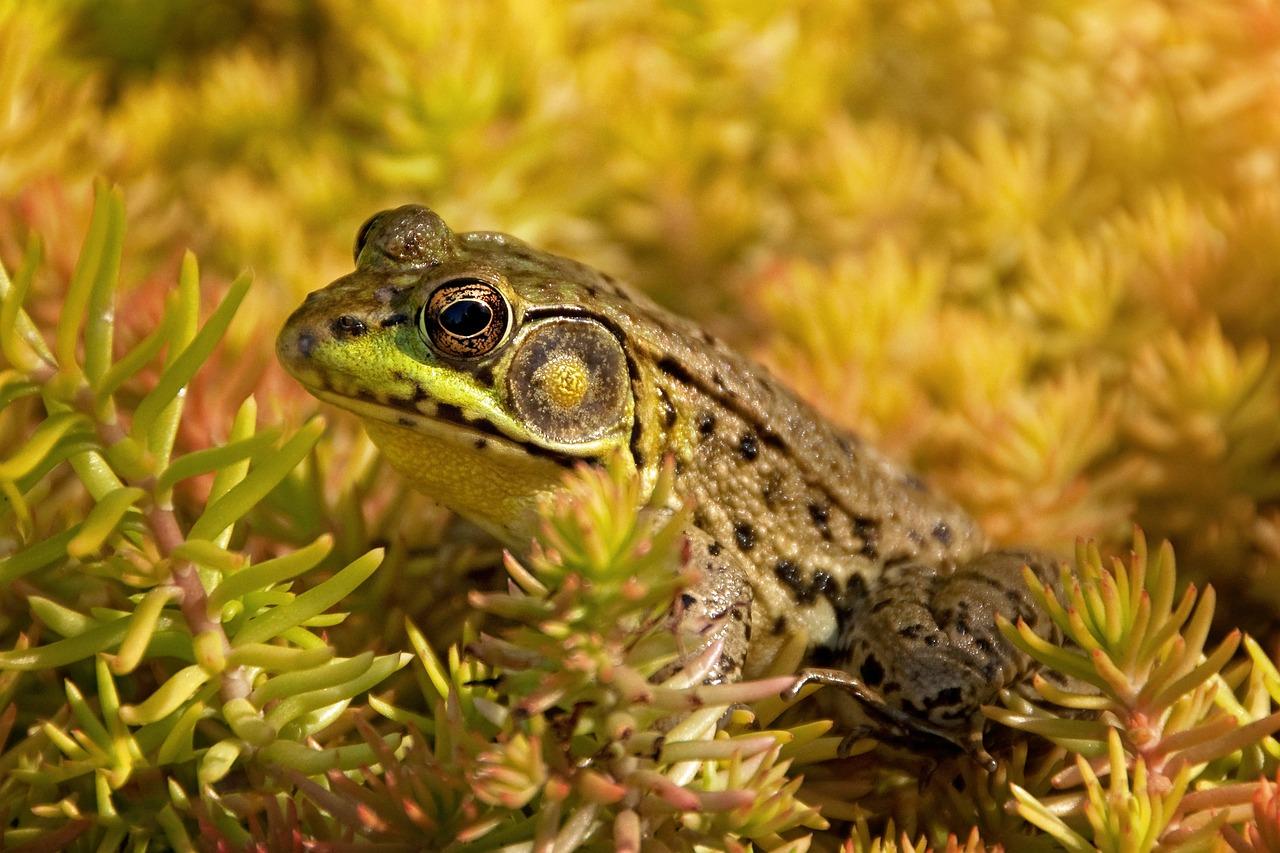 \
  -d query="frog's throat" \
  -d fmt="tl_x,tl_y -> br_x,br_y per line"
320,391 -> 576,545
